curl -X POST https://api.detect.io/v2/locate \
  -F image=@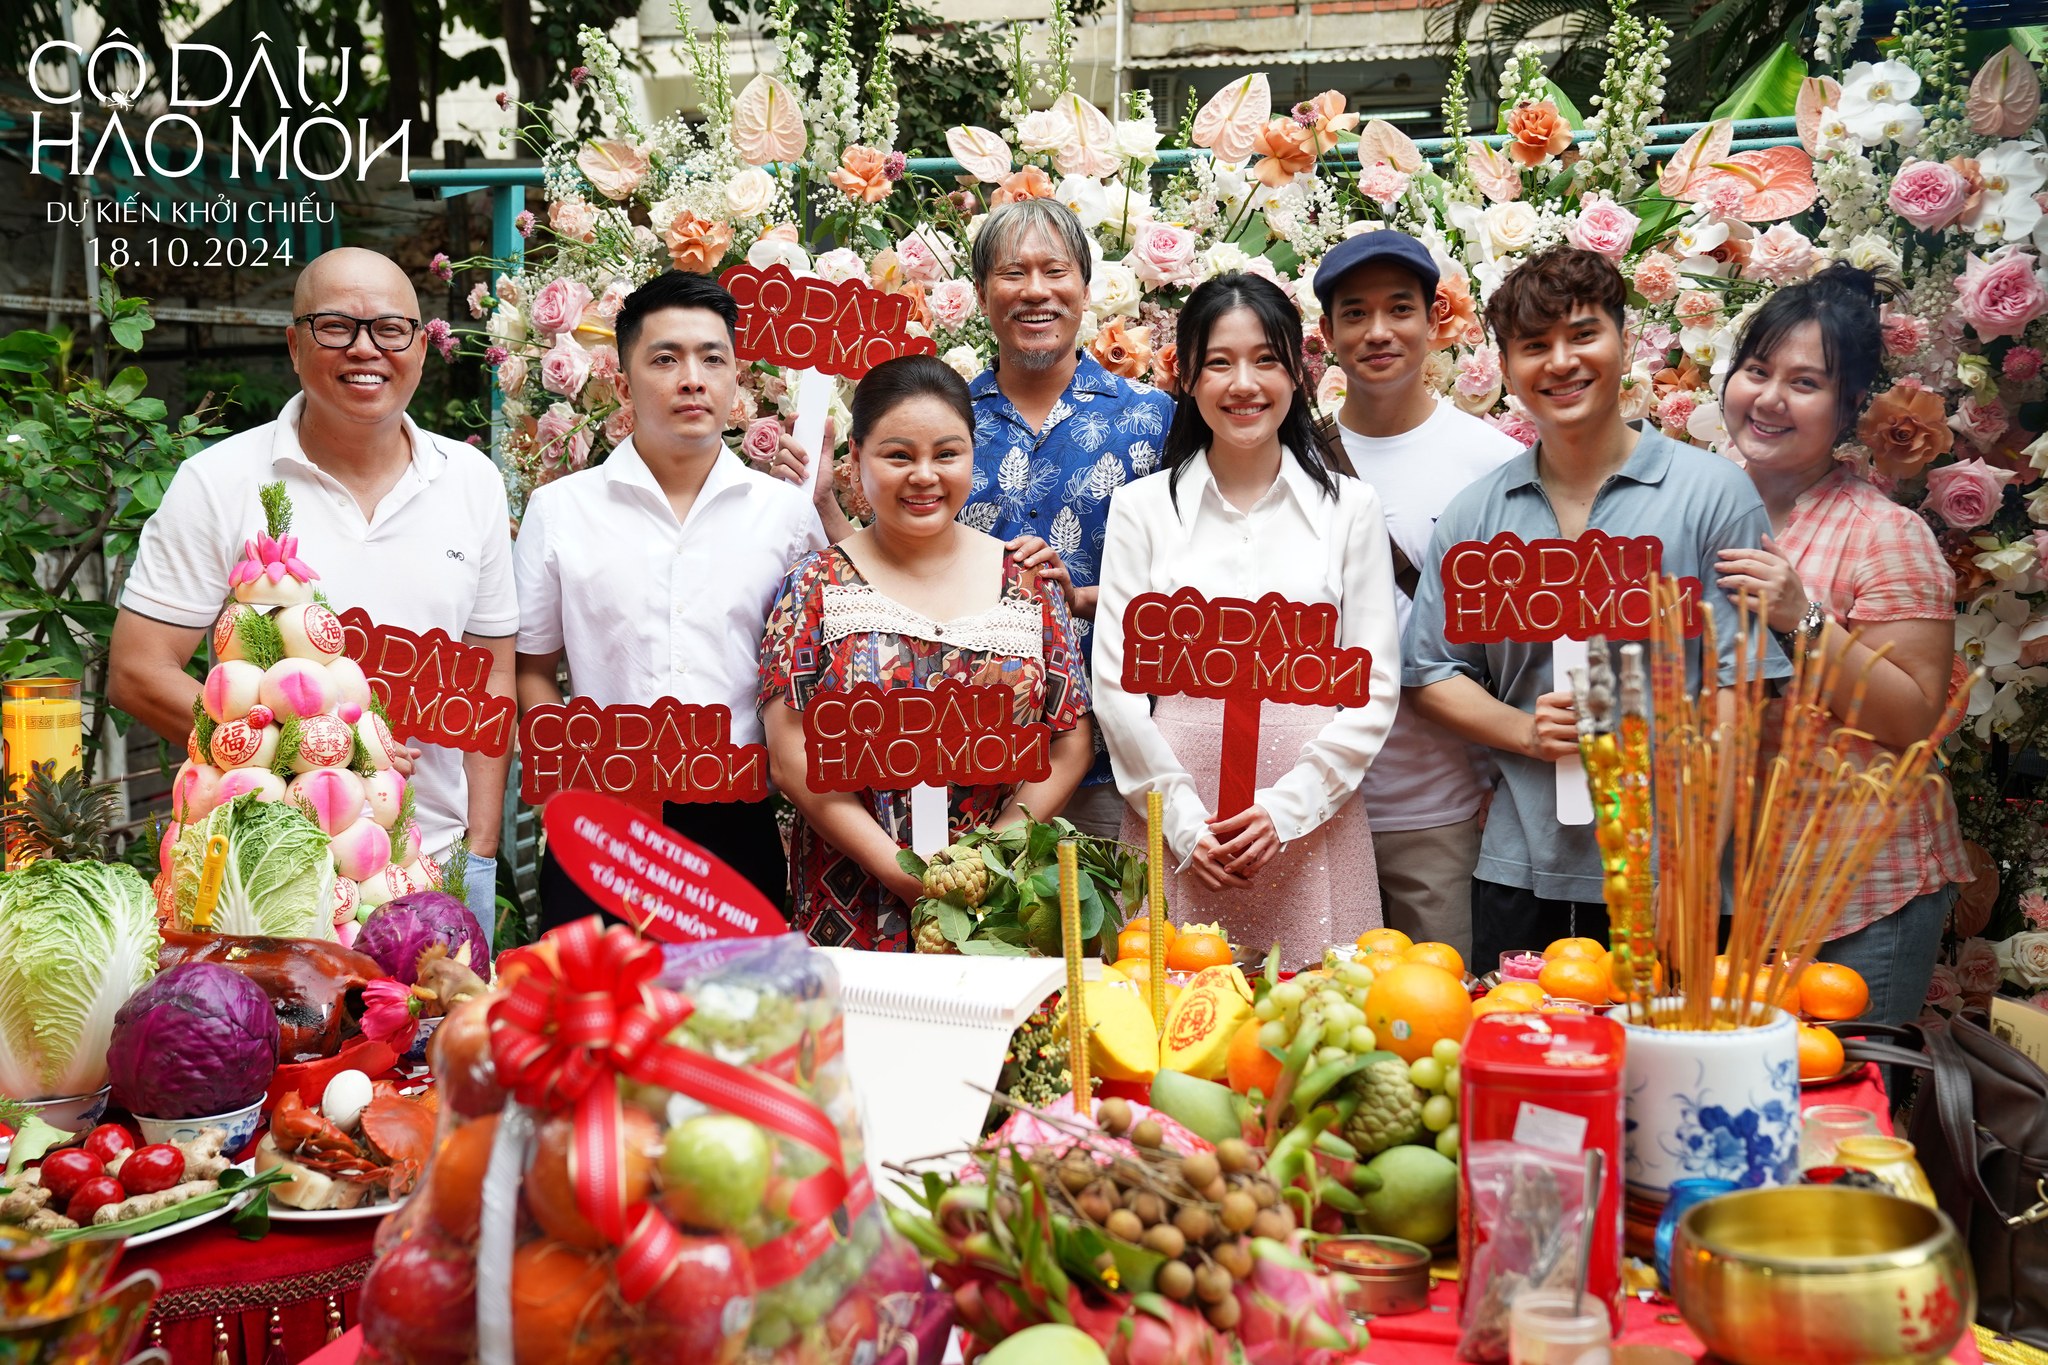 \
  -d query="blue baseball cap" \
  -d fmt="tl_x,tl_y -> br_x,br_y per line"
1312,230 -> 1440,314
